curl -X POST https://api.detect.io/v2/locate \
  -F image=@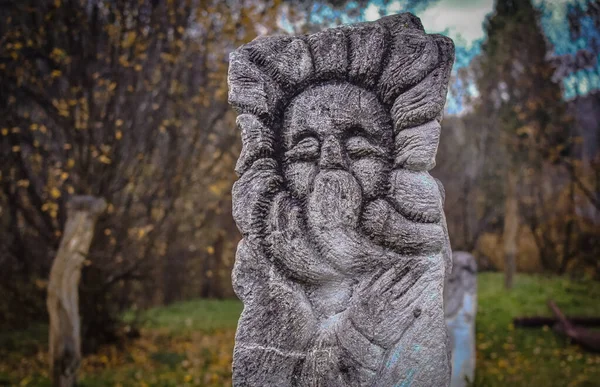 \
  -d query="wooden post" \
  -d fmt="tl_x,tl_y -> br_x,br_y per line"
503,168 -> 519,289
47,196 -> 106,387
548,300 -> 600,353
